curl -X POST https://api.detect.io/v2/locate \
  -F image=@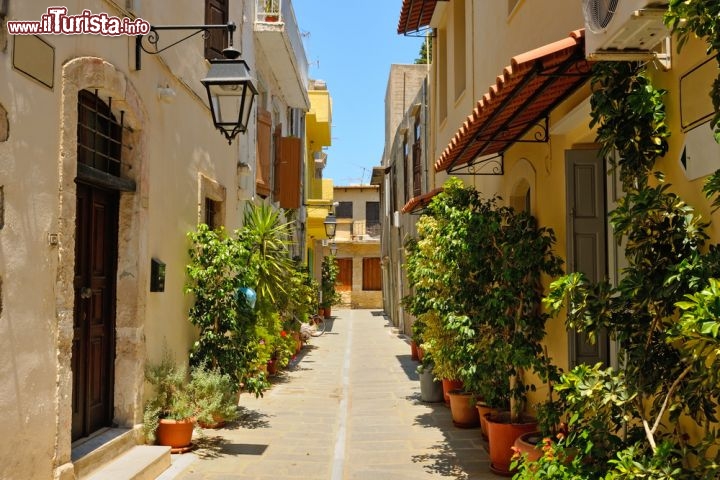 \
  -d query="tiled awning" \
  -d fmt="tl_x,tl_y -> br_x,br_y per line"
435,30 -> 593,173
397,0 -> 447,36
401,187 -> 444,214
